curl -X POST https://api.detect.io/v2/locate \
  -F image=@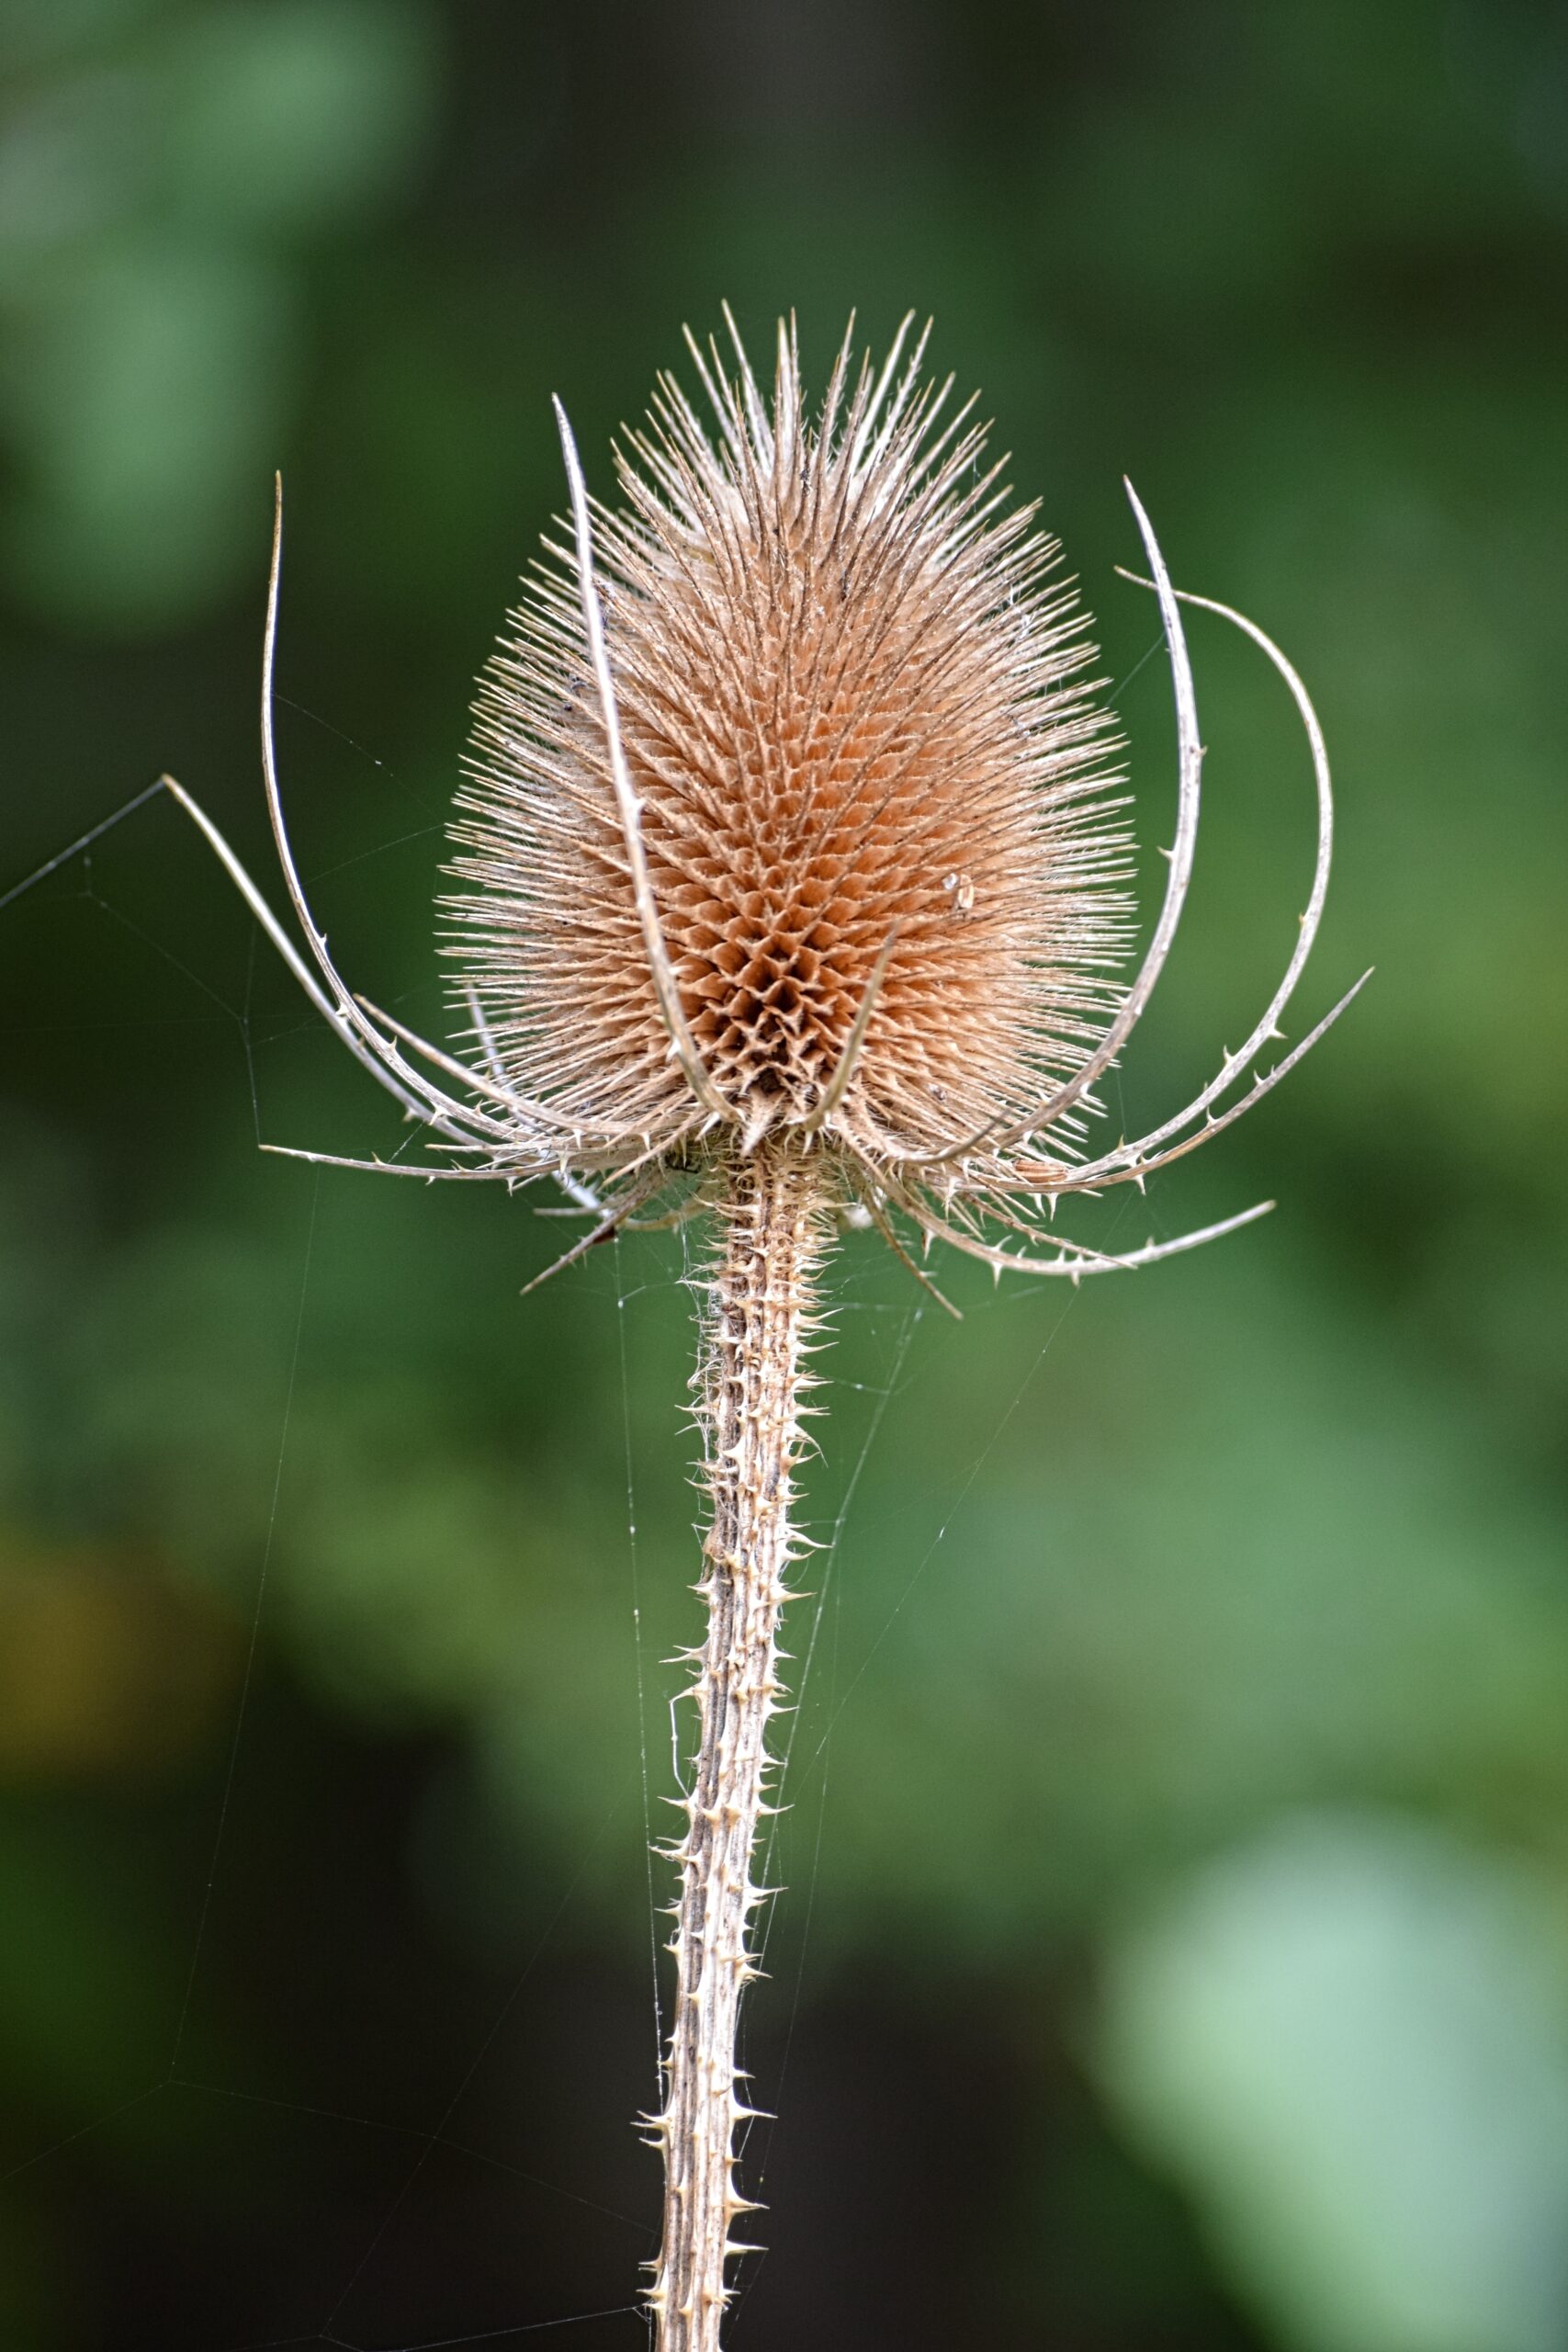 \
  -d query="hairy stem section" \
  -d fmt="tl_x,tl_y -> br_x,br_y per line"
649,1142 -> 828,2352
